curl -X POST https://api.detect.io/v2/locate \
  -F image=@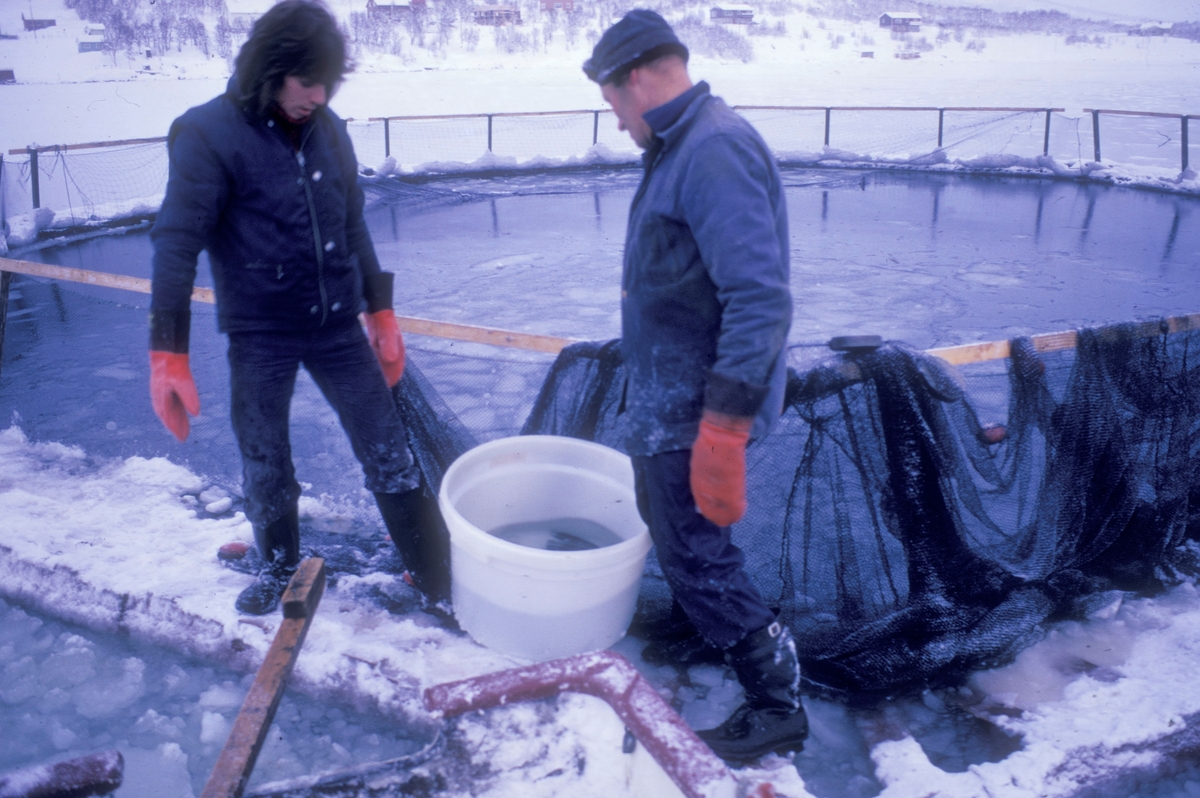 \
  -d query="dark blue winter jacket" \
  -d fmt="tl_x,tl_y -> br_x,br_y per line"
150,82 -> 387,350
621,83 -> 792,456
